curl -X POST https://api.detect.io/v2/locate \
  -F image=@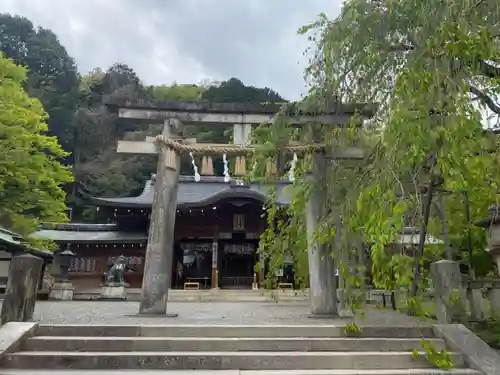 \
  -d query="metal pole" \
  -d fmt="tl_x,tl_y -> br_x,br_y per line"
437,193 -> 453,260
411,176 -> 435,297
464,190 -> 475,280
